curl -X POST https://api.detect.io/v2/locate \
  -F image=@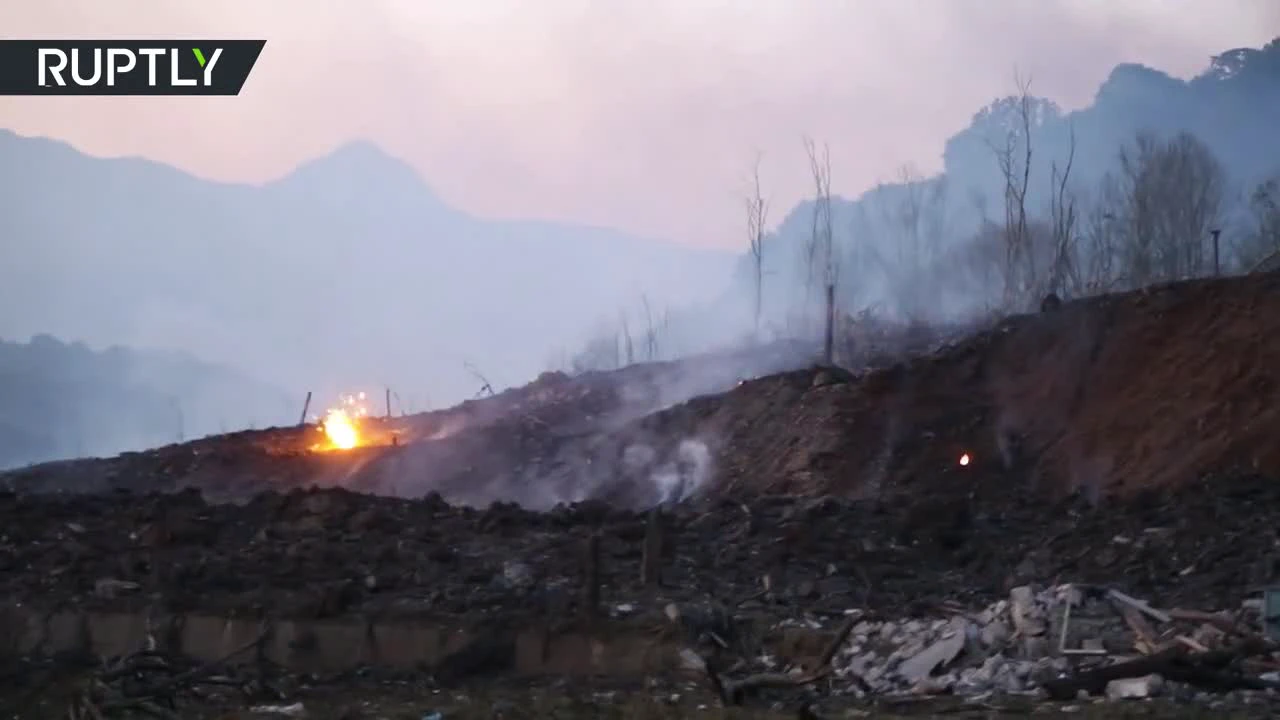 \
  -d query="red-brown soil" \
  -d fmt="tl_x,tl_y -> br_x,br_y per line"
3,272 -> 1278,508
